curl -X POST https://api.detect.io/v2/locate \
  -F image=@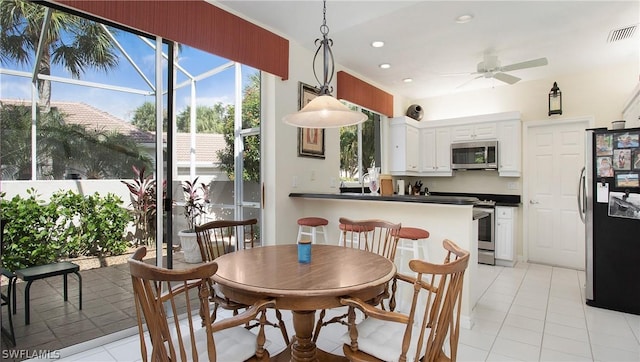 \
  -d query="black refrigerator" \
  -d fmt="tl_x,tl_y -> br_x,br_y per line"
579,127 -> 640,315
